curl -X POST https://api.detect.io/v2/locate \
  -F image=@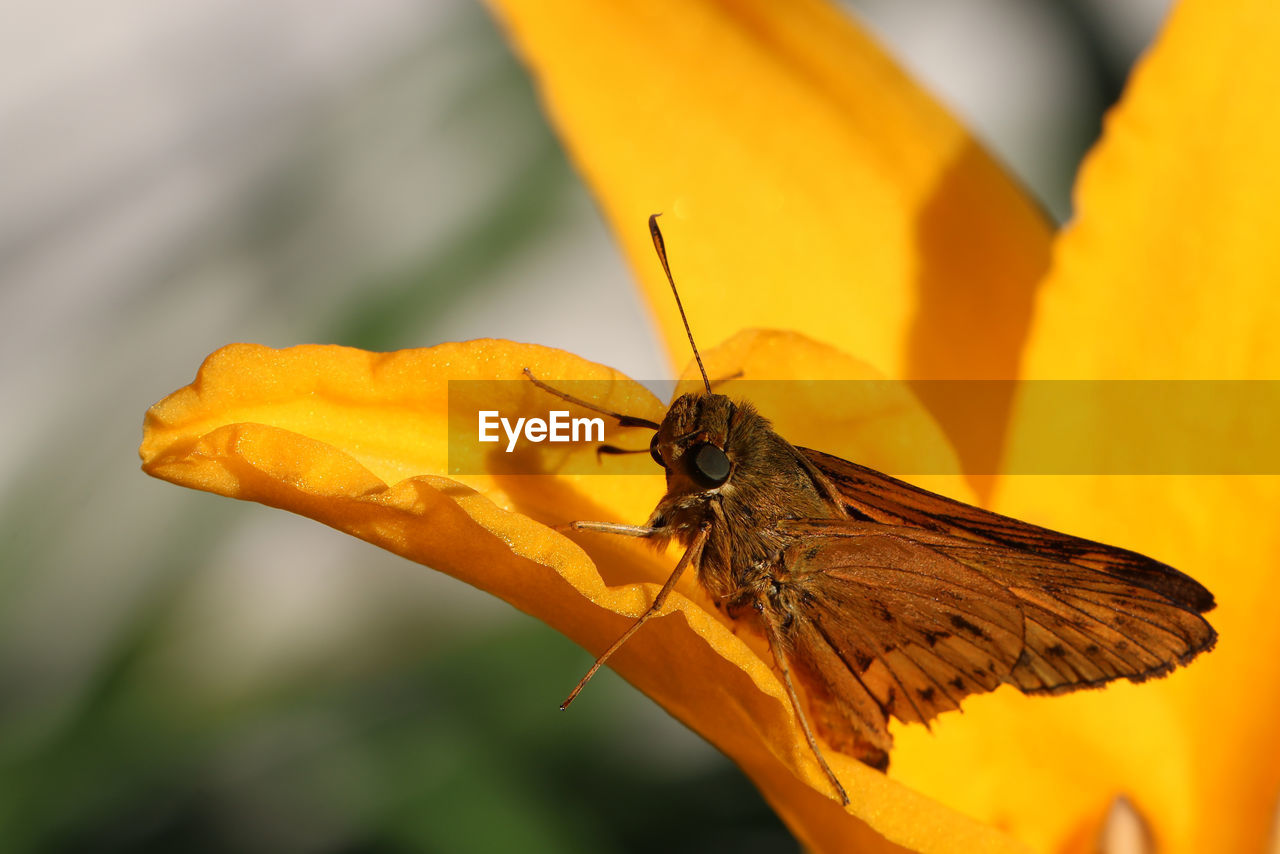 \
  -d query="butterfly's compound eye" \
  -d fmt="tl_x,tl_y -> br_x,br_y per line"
649,432 -> 665,467
688,442 -> 731,488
